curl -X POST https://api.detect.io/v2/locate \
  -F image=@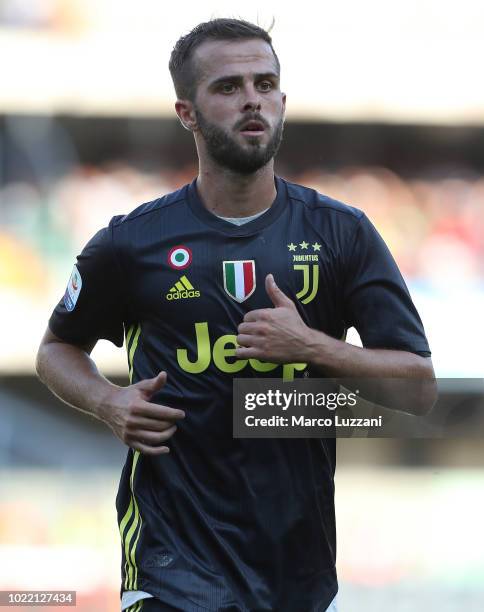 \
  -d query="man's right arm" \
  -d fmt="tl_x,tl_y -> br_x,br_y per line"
36,328 -> 185,455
